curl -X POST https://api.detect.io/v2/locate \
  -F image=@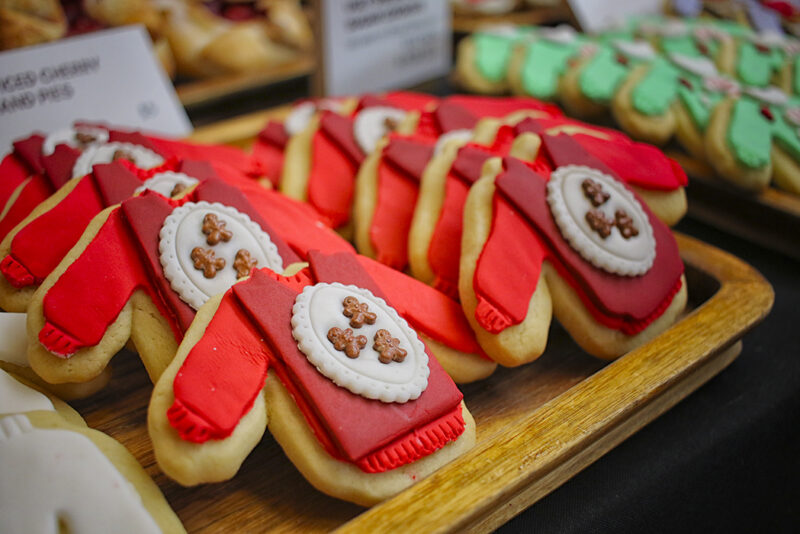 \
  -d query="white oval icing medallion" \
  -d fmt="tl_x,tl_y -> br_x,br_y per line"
433,128 -> 473,155
546,165 -> 656,276
285,99 -> 345,136
72,142 -> 164,179
134,171 -> 199,198
42,126 -> 109,156
159,201 -> 284,310
291,283 -> 429,403
353,106 -> 408,155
